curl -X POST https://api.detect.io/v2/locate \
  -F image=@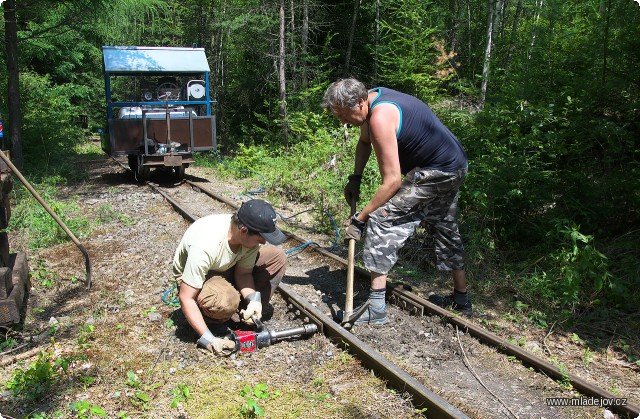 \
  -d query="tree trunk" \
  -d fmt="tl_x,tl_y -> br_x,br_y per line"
504,0 -> 522,74
373,0 -> 379,83
528,0 -> 543,60
447,0 -> 460,67
278,0 -> 288,147
3,0 -> 23,168
480,0 -> 495,108
344,0 -> 360,75
301,0 -> 309,89
467,2 -> 474,76
289,0 -> 297,92
499,0 -> 509,38
601,0 -> 611,87
494,0 -> 504,40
